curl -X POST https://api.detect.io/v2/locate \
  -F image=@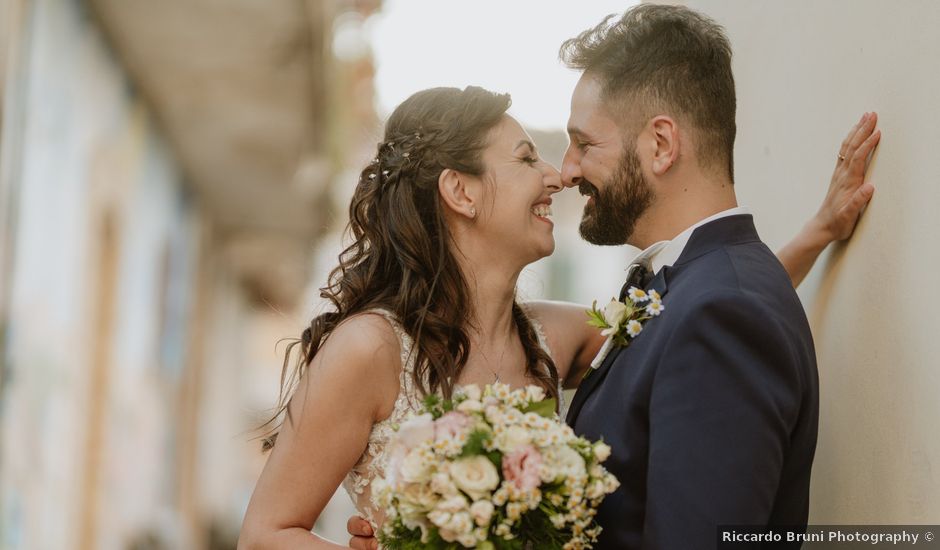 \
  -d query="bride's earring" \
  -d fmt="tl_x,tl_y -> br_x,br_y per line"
469,207 -> 476,219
